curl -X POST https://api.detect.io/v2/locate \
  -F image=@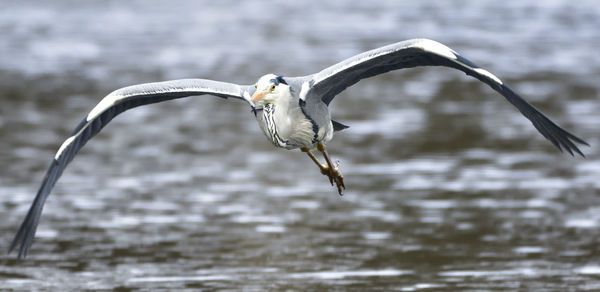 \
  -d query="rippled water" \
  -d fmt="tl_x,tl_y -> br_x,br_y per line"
1,0 -> 599,291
